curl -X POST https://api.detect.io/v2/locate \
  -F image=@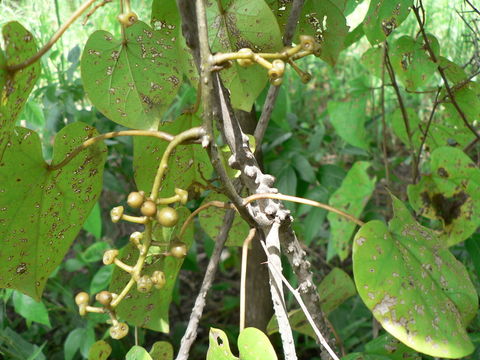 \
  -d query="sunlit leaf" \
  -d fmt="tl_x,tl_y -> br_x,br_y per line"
0,123 -> 106,300
12,291 -> 50,327
126,346 -> 153,360
407,147 -> 480,246
328,161 -> 376,260
206,328 -> 238,360
81,21 -> 181,130
353,195 -> 477,358
88,340 -> 112,360
207,0 -> 283,111
238,327 -> 278,360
